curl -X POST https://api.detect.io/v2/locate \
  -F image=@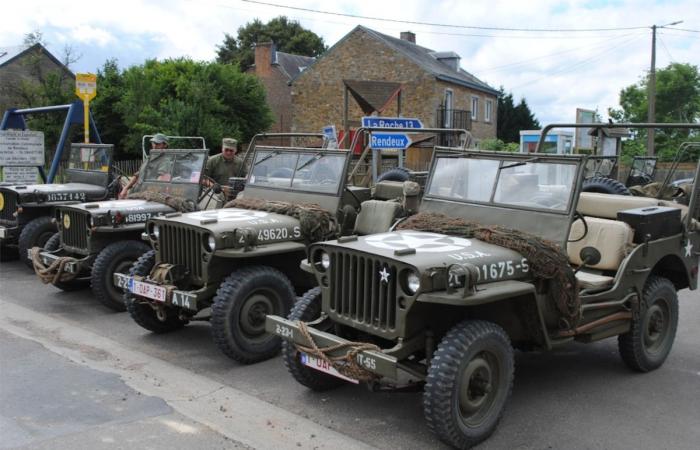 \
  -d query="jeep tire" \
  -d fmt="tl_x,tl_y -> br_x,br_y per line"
423,320 -> 514,449
43,232 -> 89,291
618,276 -> 678,372
92,240 -> 150,311
581,176 -> 631,195
283,287 -> 345,391
211,266 -> 295,364
125,250 -> 187,333
377,167 -> 410,183
18,216 -> 57,269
